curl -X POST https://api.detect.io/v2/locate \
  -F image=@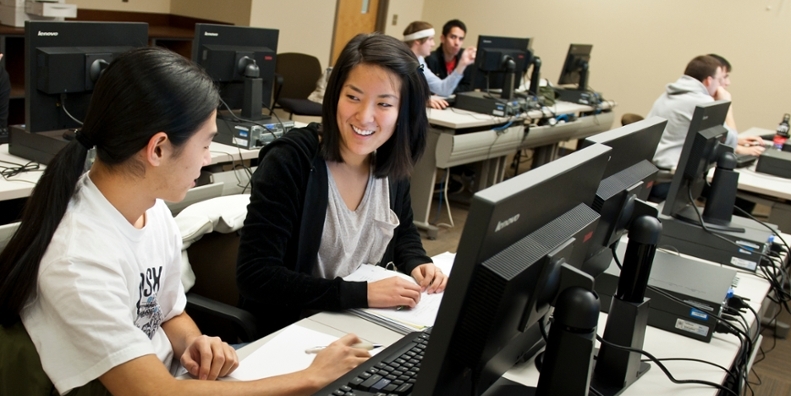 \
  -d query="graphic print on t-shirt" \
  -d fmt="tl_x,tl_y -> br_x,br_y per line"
135,266 -> 164,339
